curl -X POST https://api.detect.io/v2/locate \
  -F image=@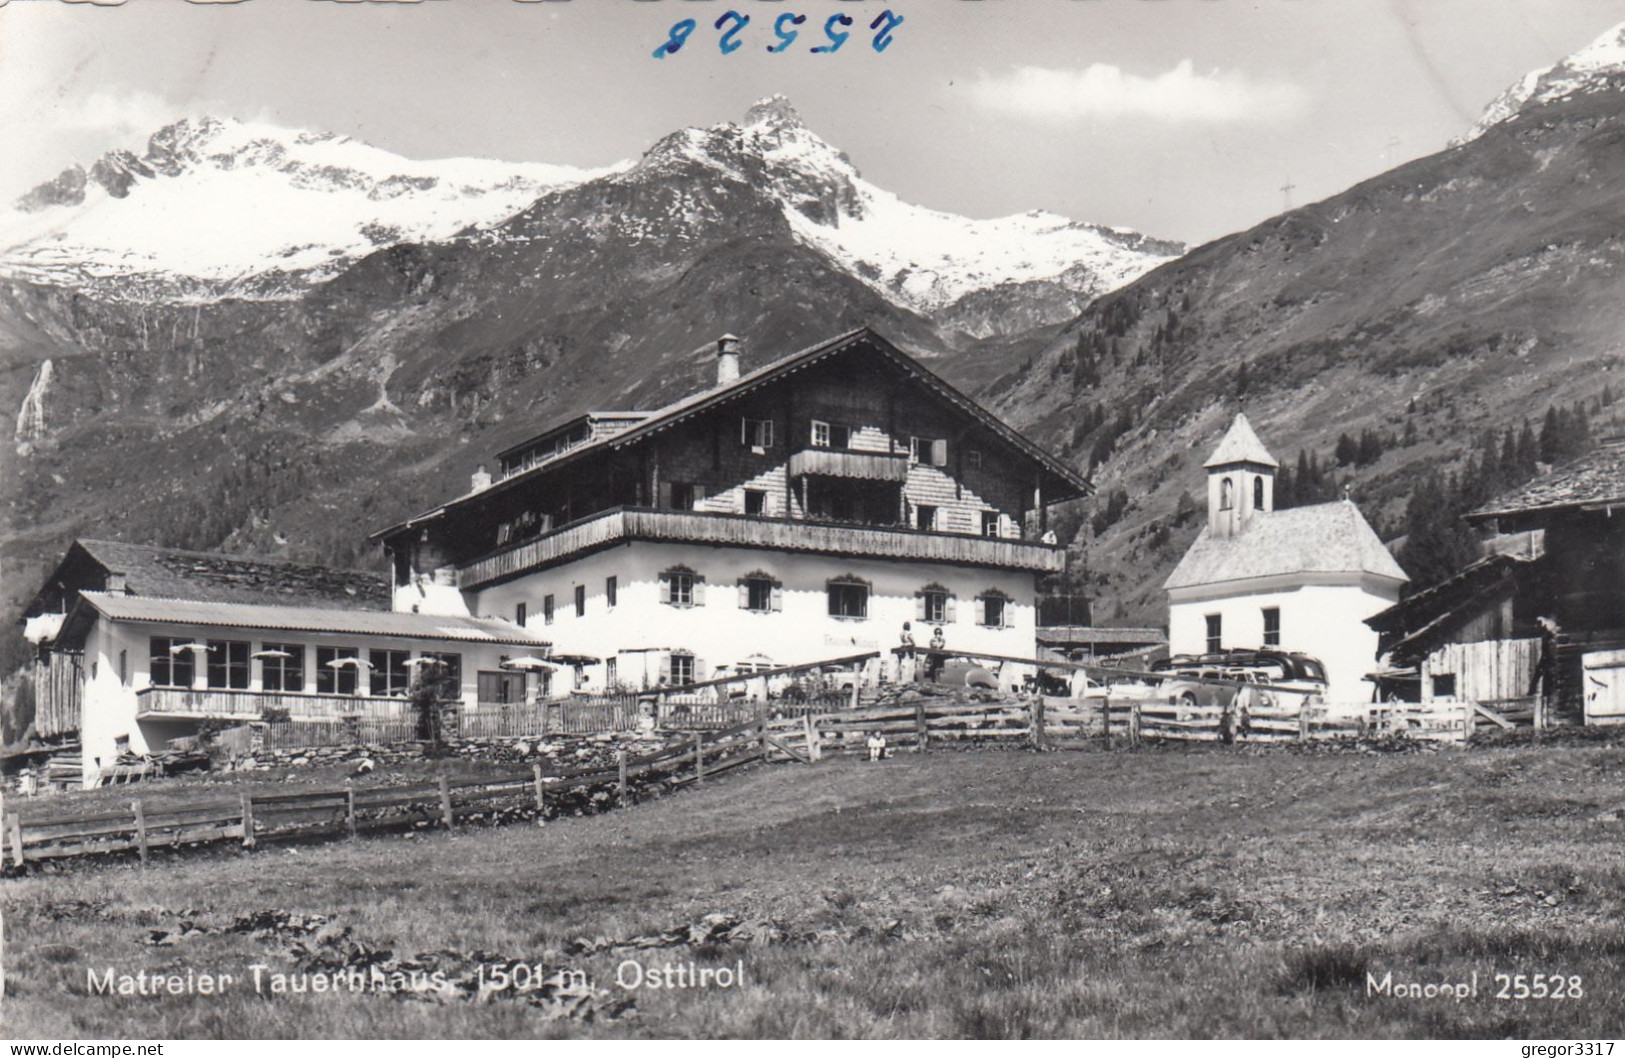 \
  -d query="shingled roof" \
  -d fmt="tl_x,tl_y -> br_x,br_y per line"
1204,413 -> 1279,469
1469,437 -> 1625,520
30,539 -> 391,615
1164,500 -> 1409,591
